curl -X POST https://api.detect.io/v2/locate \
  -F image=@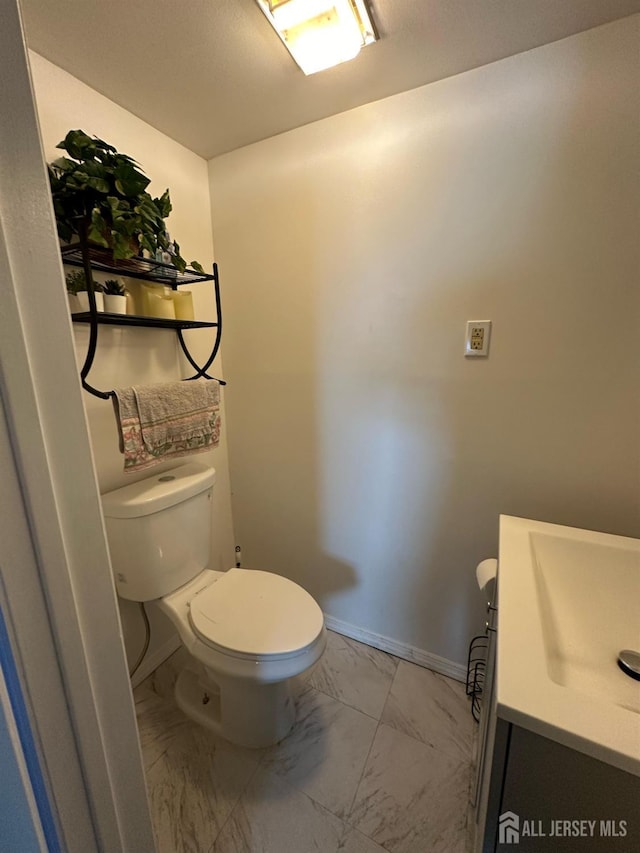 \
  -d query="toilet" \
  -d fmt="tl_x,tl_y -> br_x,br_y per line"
101,462 -> 326,748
